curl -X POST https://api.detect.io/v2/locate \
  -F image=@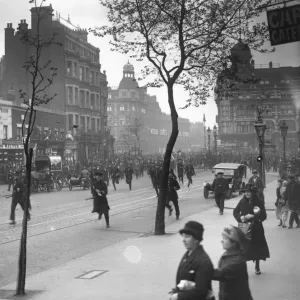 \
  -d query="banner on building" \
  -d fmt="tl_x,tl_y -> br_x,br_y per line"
267,4 -> 300,46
